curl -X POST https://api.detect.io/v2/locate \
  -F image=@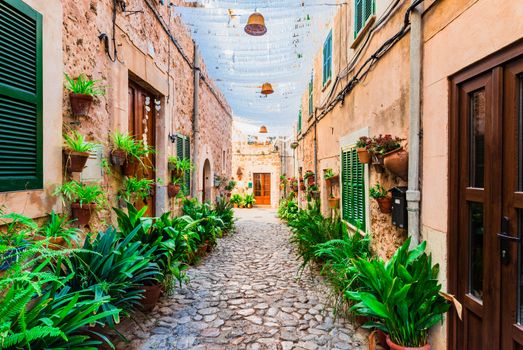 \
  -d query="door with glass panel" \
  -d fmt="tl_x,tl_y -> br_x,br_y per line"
451,50 -> 523,350
253,173 -> 271,205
